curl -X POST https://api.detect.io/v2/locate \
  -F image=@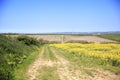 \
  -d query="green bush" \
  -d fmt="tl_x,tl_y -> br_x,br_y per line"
17,35 -> 40,46
0,35 -> 40,80
0,67 -> 14,80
